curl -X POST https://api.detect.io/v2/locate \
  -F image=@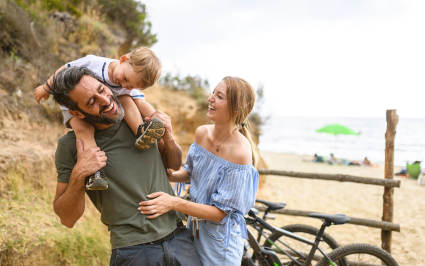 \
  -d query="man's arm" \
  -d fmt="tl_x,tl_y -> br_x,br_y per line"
53,172 -> 86,228
53,139 -> 107,228
158,135 -> 182,170
150,111 -> 182,170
